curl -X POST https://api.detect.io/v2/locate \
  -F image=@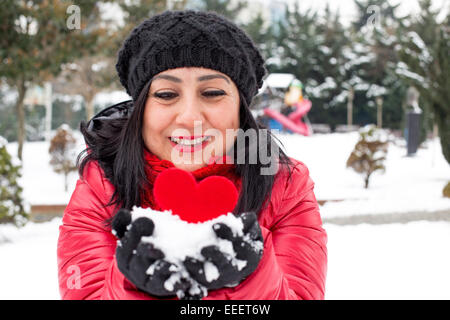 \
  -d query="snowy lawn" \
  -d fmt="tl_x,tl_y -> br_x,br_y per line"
0,218 -> 61,299
325,221 -> 450,299
275,132 -> 450,218
5,134 -> 85,206
1,218 -> 449,299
